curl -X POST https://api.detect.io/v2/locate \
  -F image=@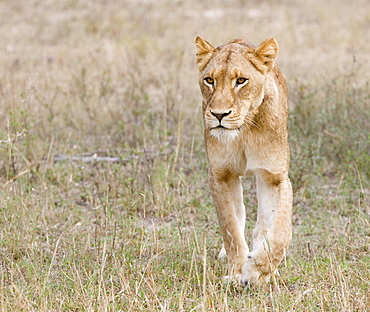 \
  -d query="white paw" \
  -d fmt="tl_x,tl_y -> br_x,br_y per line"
241,254 -> 271,286
241,260 -> 260,286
